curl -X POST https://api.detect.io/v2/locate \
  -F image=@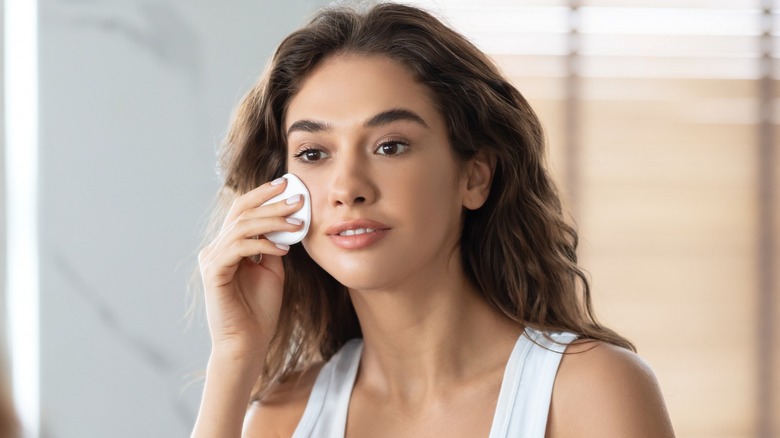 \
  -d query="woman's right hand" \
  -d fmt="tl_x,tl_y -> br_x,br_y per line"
197,177 -> 304,371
